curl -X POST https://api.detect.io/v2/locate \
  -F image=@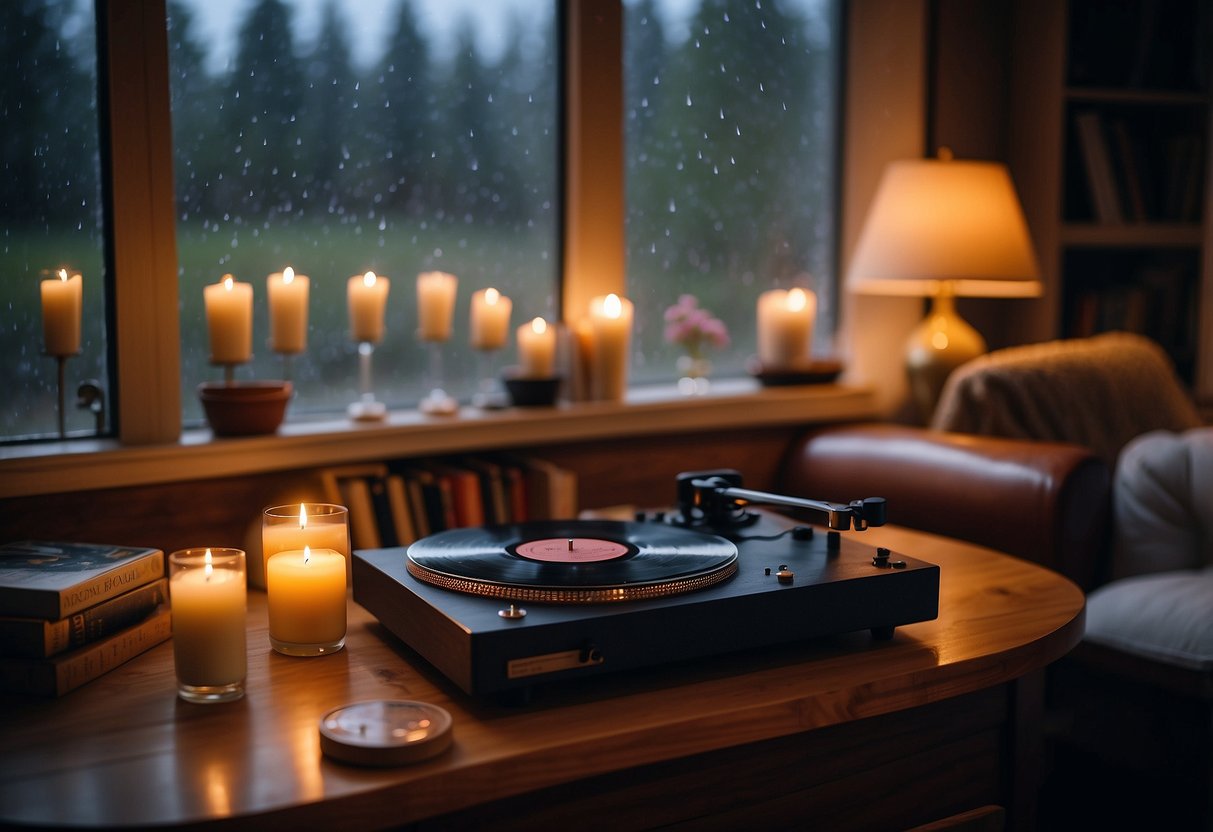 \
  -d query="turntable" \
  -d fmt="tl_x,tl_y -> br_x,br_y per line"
353,470 -> 939,699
